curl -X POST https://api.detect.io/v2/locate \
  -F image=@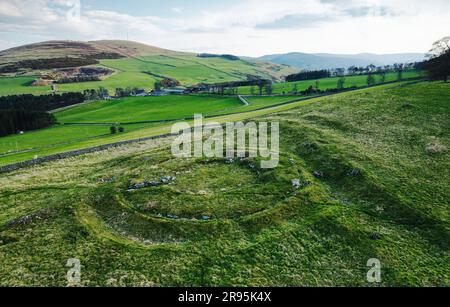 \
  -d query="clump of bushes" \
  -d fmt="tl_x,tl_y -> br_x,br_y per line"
110,126 -> 125,134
